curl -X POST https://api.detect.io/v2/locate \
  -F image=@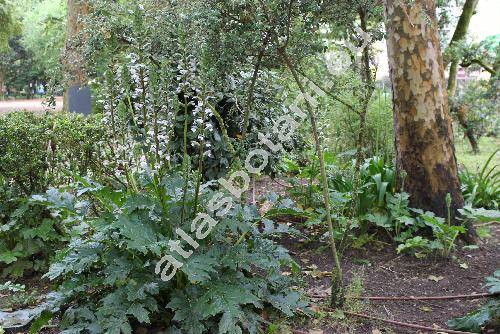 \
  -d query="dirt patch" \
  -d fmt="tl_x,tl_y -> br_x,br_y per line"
280,225 -> 499,333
